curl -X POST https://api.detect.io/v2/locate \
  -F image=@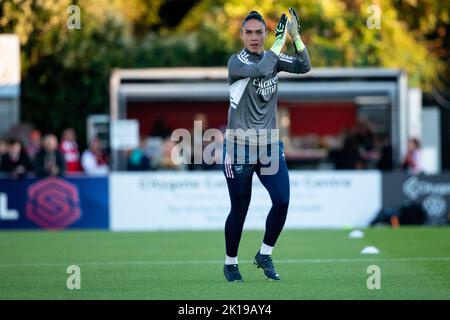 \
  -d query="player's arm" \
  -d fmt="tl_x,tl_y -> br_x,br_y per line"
277,7 -> 311,74
228,50 -> 278,78
277,49 -> 311,74
228,14 -> 288,78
